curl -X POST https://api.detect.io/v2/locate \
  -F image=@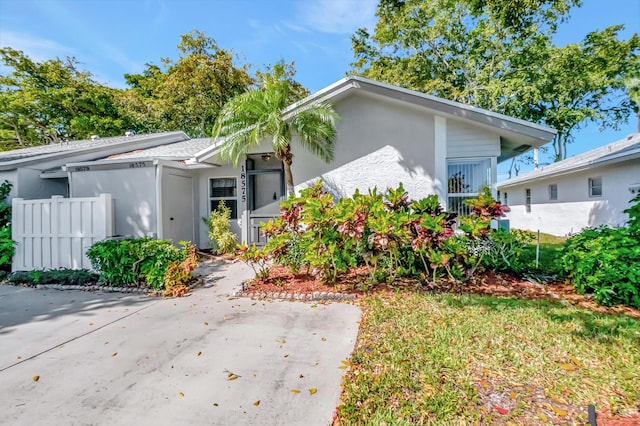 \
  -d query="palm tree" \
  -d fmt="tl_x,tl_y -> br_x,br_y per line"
212,63 -> 338,196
